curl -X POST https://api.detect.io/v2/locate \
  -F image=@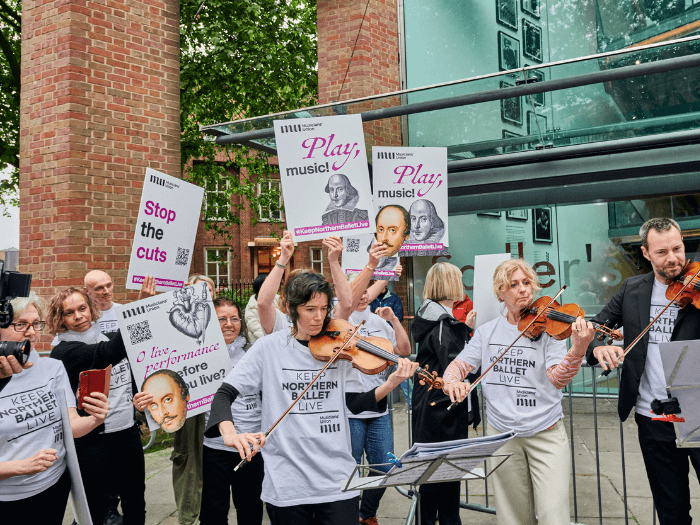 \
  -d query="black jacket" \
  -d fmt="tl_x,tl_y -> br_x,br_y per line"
410,300 -> 480,444
586,272 -> 700,424
50,331 -> 128,441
